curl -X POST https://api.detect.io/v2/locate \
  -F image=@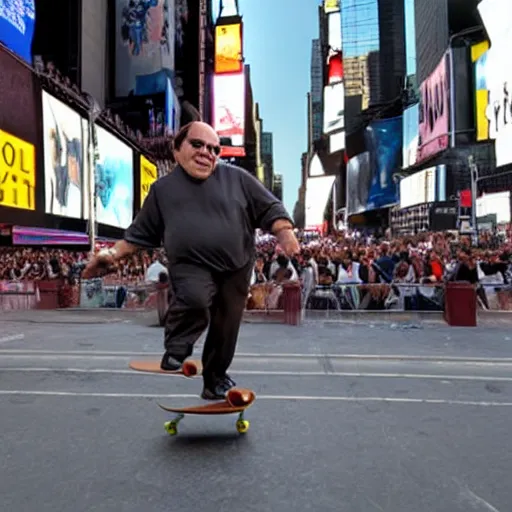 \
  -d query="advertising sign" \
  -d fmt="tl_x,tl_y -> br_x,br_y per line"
403,103 -> 419,168
0,0 -> 35,65
95,126 -> 134,229
42,91 -> 88,219
471,41 -> 490,141
324,0 -> 340,13
328,12 -> 342,52
115,0 -> 175,97
327,52 -> 343,84
140,155 -> 157,207
477,0 -> 512,166
214,23 -> 243,75
0,129 -> 35,210
417,53 -> 449,163
323,82 -> 345,134
213,72 -> 246,157
365,115 -> 402,210
304,175 -> 336,231
346,152 -> 371,216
